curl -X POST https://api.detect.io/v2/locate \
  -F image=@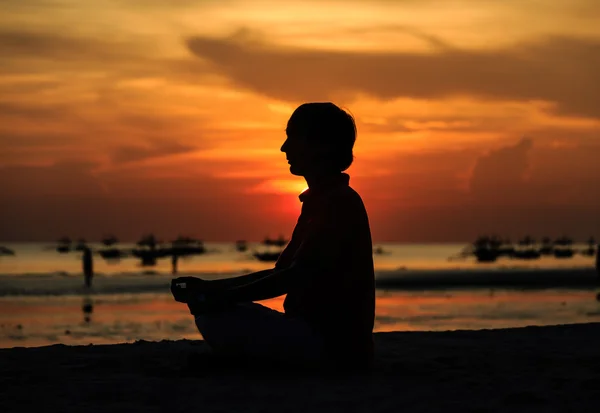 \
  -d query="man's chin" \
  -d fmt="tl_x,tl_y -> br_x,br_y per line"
289,166 -> 304,176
